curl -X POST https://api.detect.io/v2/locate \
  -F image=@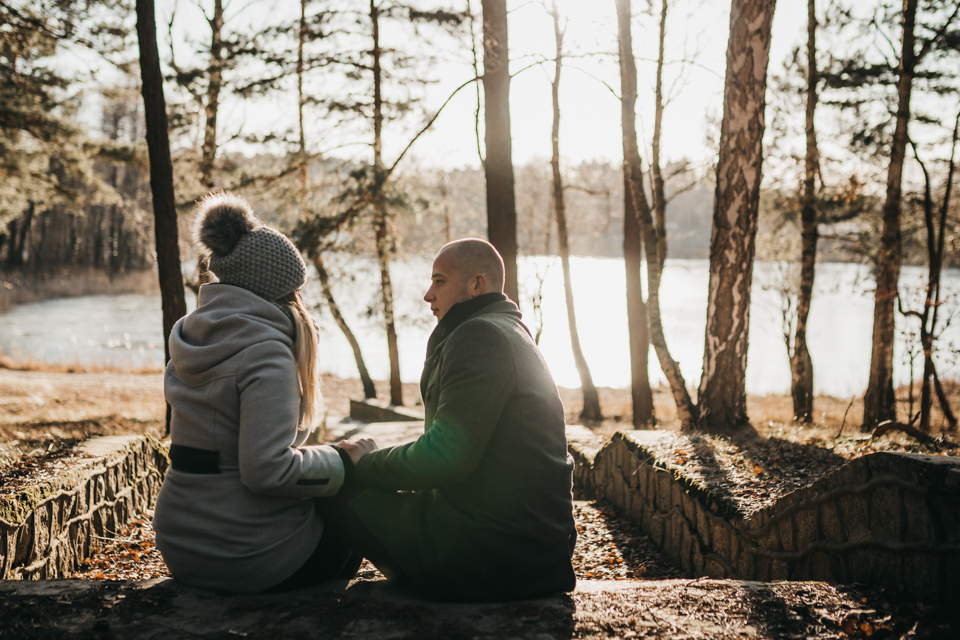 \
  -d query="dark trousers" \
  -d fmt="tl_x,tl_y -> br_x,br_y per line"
313,487 -> 409,582
261,502 -> 363,593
